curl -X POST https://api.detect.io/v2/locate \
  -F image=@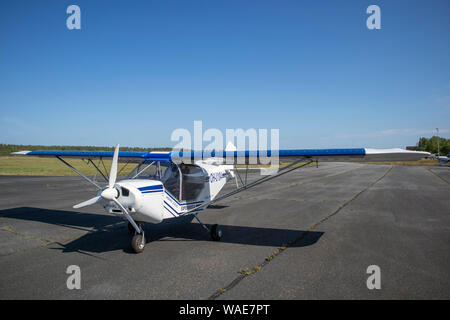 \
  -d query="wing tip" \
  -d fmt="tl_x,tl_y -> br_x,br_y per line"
10,150 -> 31,155
363,148 -> 431,161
